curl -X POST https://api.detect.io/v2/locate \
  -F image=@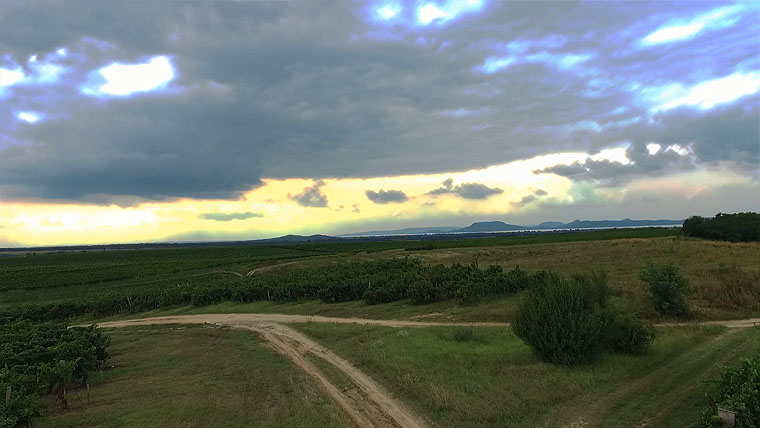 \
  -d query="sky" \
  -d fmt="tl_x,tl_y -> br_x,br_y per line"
0,0 -> 758,247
